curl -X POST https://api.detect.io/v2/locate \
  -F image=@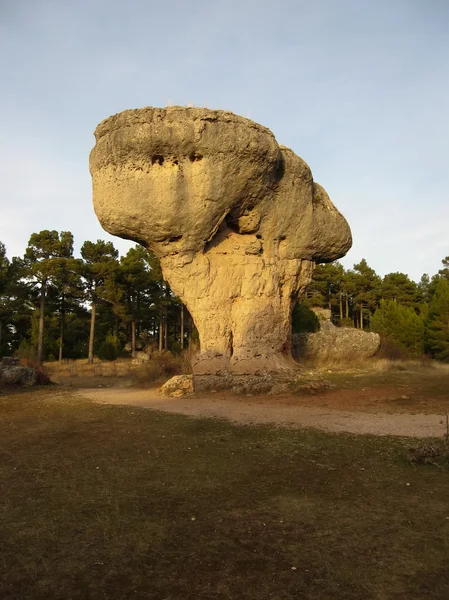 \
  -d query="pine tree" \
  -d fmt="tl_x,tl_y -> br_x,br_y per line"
119,246 -> 155,356
0,242 -> 10,355
307,262 -> 346,321
80,240 -> 119,364
438,257 -> 449,281
418,273 -> 432,304
51,253 -> 83,361
381,272 -> 418,308
24,231 -> 74,363
371,299 -> 425,357
349,259 -> 381,329
426,278 -> 449,360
